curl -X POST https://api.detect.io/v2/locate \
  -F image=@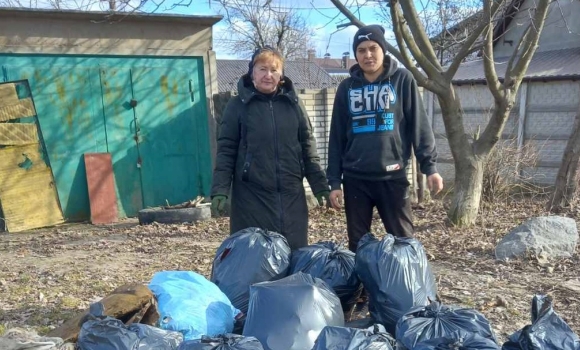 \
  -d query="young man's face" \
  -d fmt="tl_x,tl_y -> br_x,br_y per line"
356,41 -> 385,75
